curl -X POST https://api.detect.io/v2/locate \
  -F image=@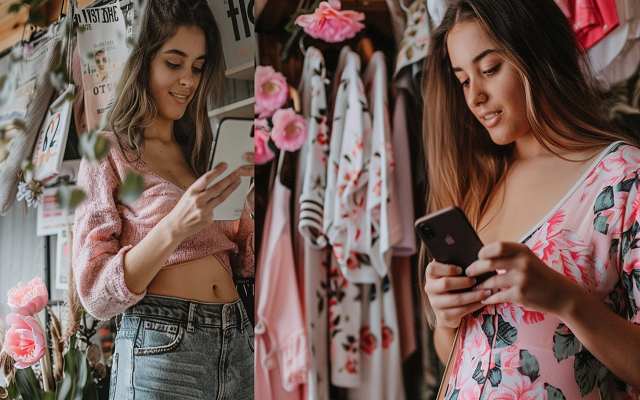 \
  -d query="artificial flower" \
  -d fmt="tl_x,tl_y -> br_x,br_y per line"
271,108 -> 307,152
359,326 -> 377,355
3,313 -> 46,369
255,121 -> 276,165
255,66 -> 289,118
7,277 -> 48,316
295,0 -> 365,43
16,180 -> 43,209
